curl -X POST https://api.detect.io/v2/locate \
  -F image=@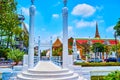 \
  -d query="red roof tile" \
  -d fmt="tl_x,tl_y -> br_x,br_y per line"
76,39 -> 119,45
